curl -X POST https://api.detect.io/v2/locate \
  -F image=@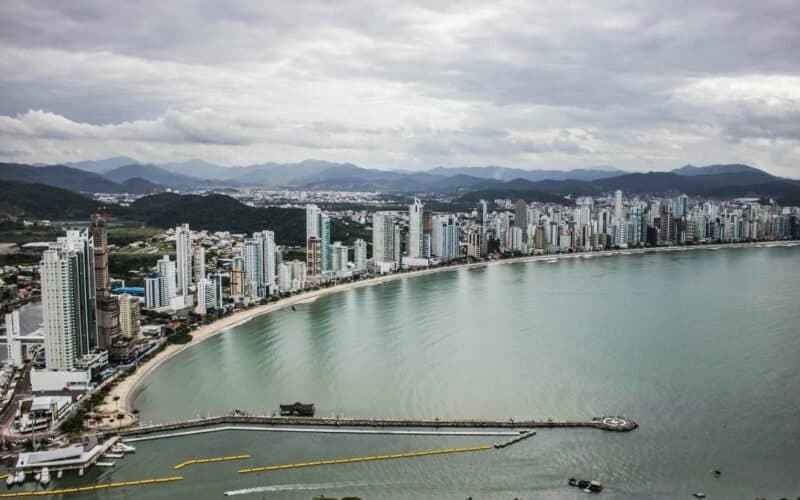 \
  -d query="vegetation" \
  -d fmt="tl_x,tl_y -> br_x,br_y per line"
109,252 -> 163,278
127,193 -> 370,246
166,325 -> 193,344
0,181 -> 104,220
107,225 -> 161,246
